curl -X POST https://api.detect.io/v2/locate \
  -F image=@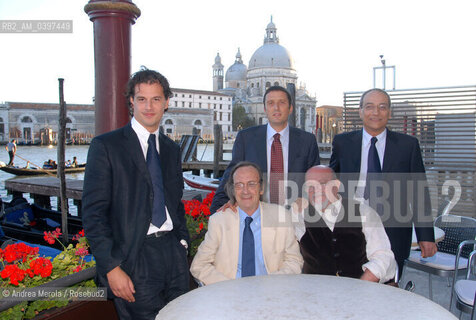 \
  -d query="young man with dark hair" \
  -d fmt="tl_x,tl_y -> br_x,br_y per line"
82,68 -> 189,319
210,85 -> 320,213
